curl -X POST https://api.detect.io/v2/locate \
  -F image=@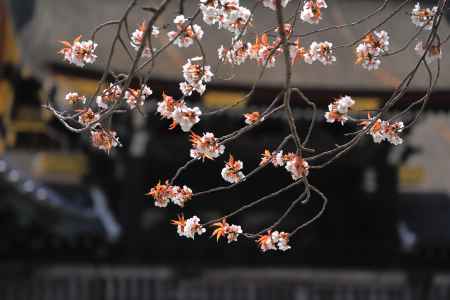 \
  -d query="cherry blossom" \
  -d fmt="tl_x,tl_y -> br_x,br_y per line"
124,84 -> 153,110
221,155 -> 245,183
146,181 -> 193,208
360,116 -> 404,145
411,2 -> 437,30
324,95 -> 355,125
65,92 -> 86,104
211,219 -> 243,243
190,132 -> 225,160
300,0 -> 328,24
243,111 -> 261,125
156,93 -> 202,132
130,22 -> 160,57
414,40 -> 442,63
96,83 -> 123,110
284,153 -> 309,180
77,108 -> 99,126
355,30 -> 390,71
260,149 -> 285,167
183,215 -> 206,239
289,38 -> 306,65
305,41 -> 336,65
262,0 -> 290,11
218,40 -> 250,65
180,57 -> 213,96
90,128 -> 119,153
59,36 -> 97,67
168,15 -> 204,48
